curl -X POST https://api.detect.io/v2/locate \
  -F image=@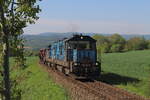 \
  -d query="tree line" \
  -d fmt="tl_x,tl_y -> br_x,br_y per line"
93,34 -> 150,53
